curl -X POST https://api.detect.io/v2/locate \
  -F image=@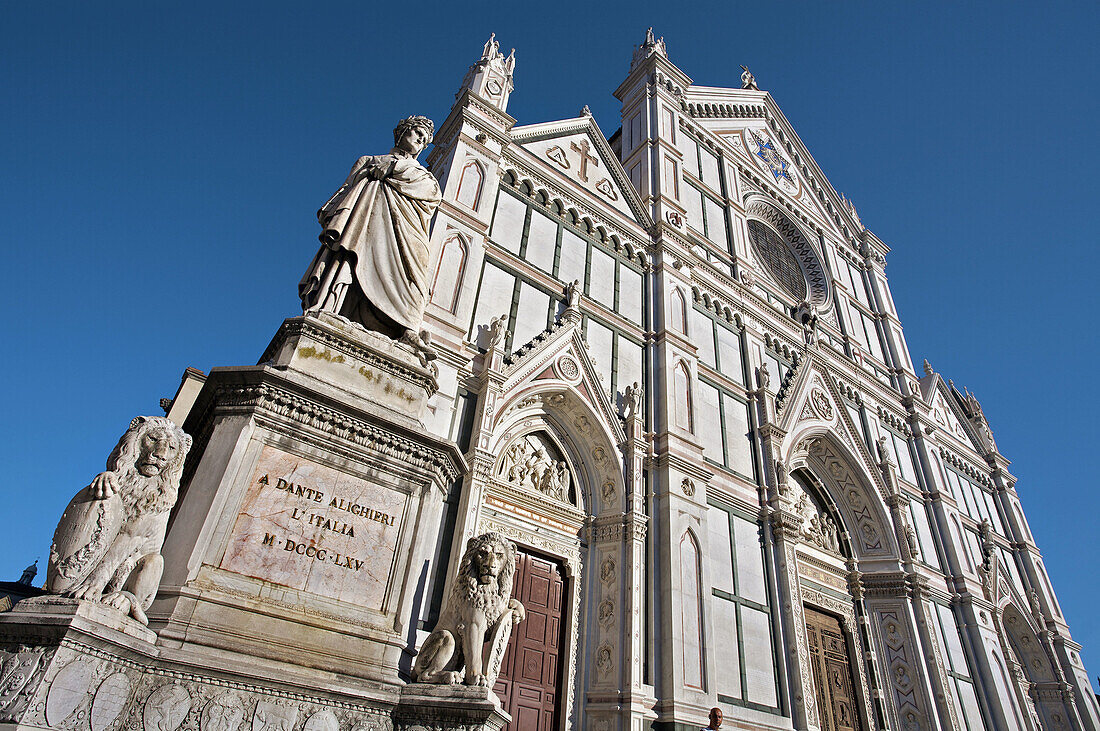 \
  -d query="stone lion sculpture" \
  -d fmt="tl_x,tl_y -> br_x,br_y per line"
45,416 -> 192,624
412,532 -> 525,687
